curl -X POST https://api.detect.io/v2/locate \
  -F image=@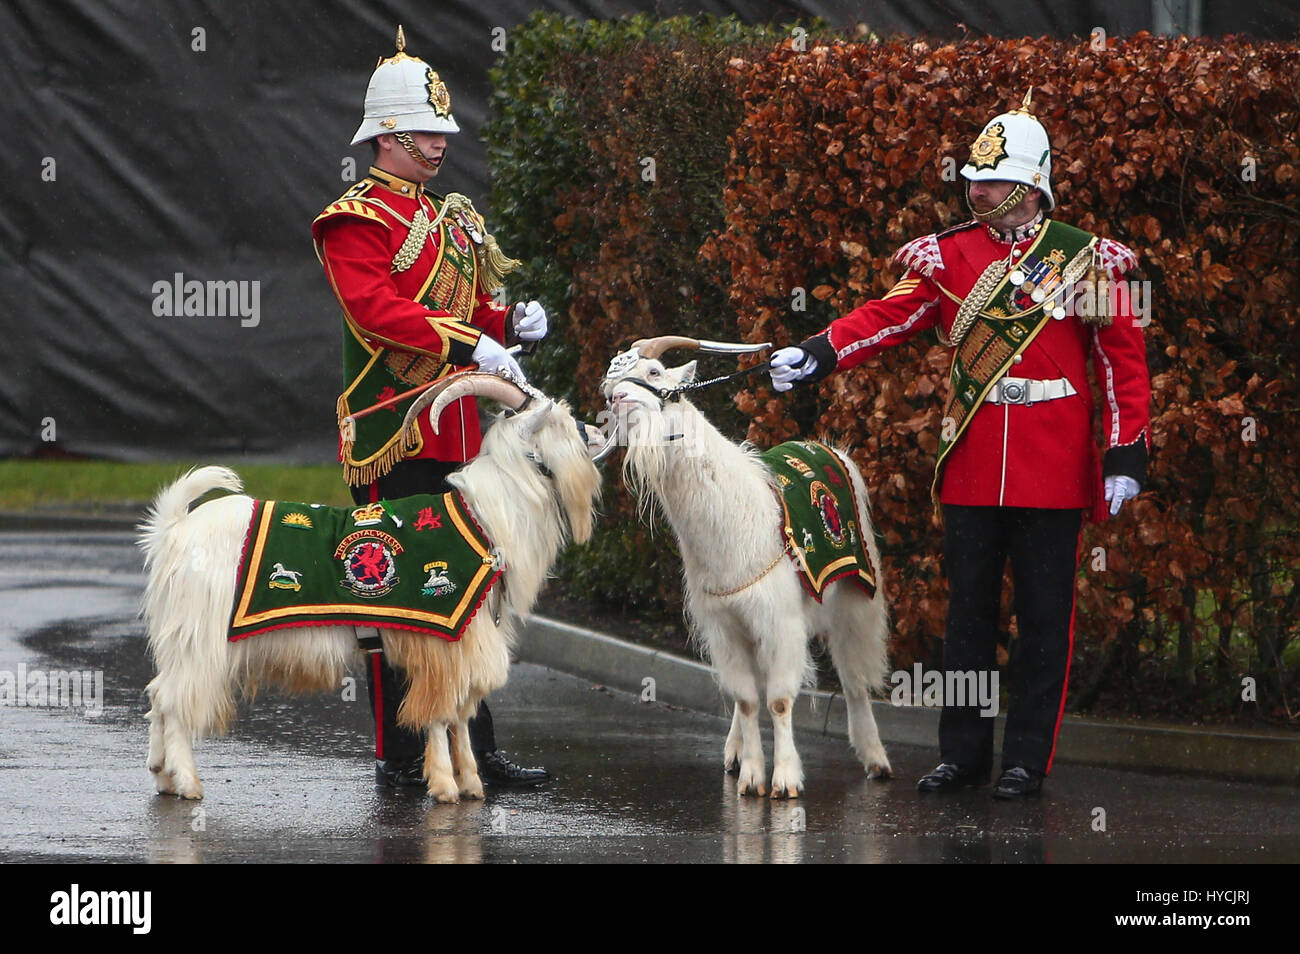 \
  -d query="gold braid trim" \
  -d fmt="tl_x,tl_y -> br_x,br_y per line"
392,207 -> 434,273
938,259 -> 1009,347
336,393 -> 420,488
479,234 -> 521,293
